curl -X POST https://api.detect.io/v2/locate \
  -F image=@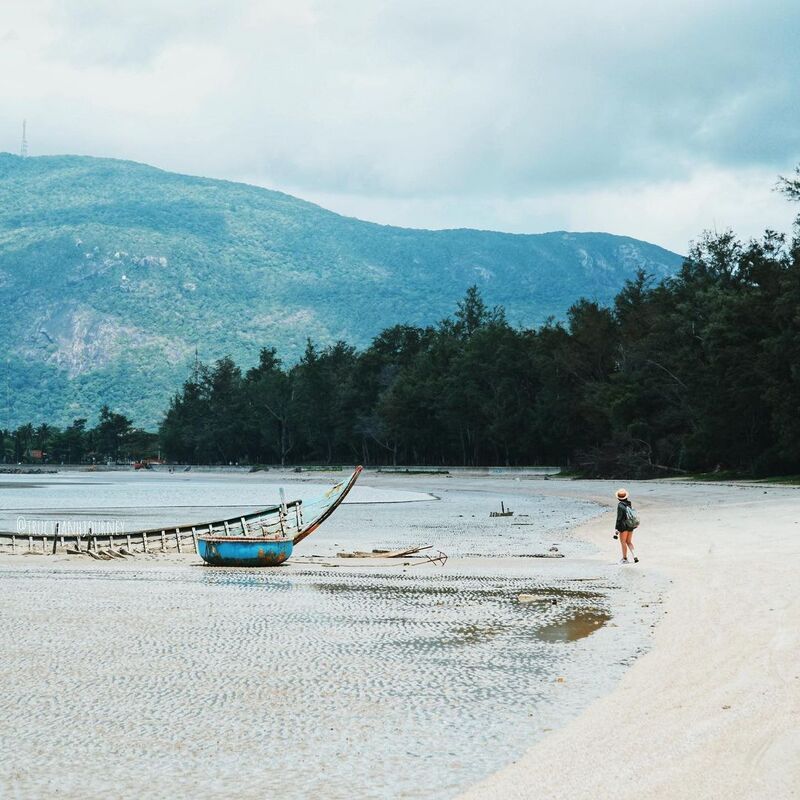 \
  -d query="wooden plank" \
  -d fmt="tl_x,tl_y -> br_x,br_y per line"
126,534 -> 132,551
175,527 -> 182,554
52,523 -> 59,555
142,531 -> 149,553
191,527 -> 198,553
161,530 -> 167,551
338,545 -> 432,559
